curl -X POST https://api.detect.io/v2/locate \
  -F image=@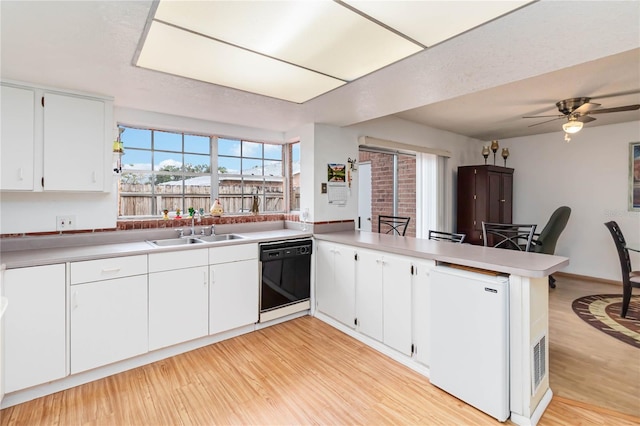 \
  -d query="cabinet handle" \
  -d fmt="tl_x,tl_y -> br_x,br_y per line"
18,167 -> 23,181
101,267 -> 121,273
204,271 -> 207,286
72,291 -> 78,309
500,199 -> 505,202
92,171 -> 97,183
211,270 -> 215,284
